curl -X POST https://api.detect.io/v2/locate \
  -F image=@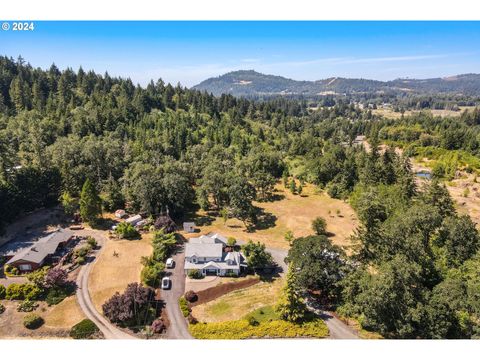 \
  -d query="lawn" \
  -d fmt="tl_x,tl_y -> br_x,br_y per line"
189,305 -> 329,339
88,232 -> 152,312
43,295 -> 85,328
189,183 -> 357,250
191,278 -> 284,323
